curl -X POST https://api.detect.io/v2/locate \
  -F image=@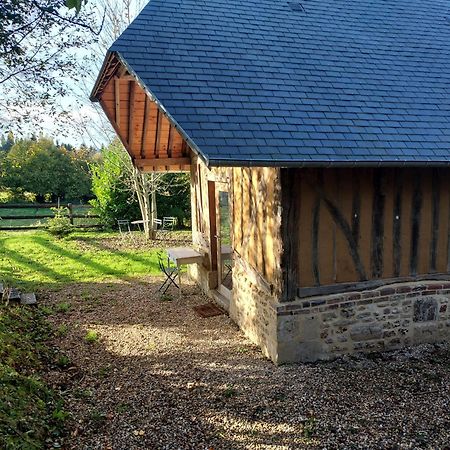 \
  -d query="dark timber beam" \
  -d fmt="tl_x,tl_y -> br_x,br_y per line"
141,95 -> 151,159
181,140 -> 188,157
393,169 -> 403,277
297,273 -> 450,298
371,169 -> 386,278
128,81 -> 136,150
280,168 -> 301,301
430,168 -> 440,273
154,109 -> 161,158
410,170 -> 423,276
114,77 -> 120,126
167,123 -> 173,158
134,157 -> 190,167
